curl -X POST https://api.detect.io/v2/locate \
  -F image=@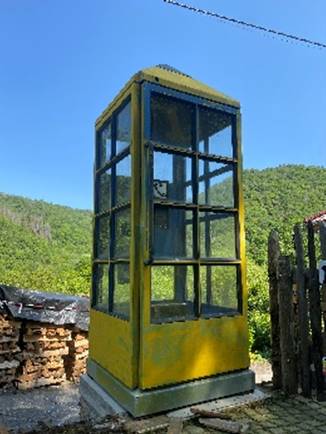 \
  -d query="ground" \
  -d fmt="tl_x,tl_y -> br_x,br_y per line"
1,362 -> 326,433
